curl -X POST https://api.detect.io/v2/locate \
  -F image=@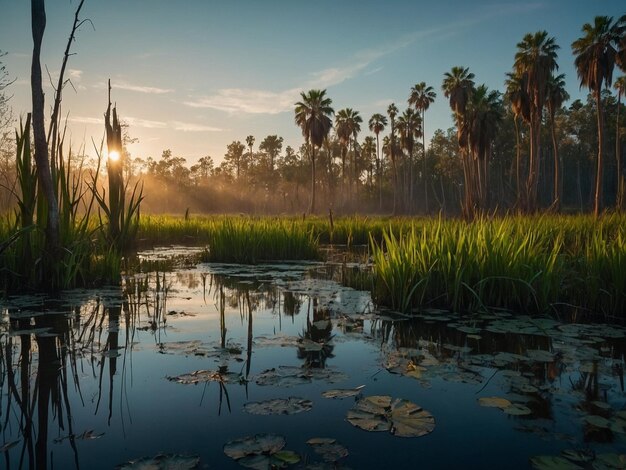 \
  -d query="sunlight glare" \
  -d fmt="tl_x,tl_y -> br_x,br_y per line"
108,150 -> 120,162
